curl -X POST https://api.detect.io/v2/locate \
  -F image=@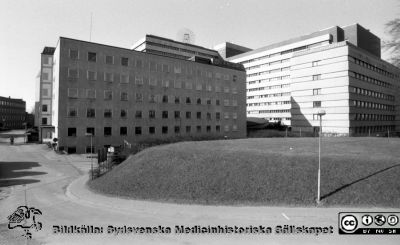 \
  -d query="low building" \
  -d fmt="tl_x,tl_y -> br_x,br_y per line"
0,96 -> 26,129
47,37 -> 246,153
